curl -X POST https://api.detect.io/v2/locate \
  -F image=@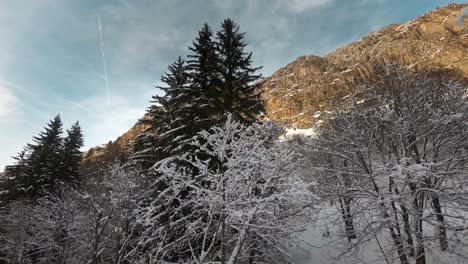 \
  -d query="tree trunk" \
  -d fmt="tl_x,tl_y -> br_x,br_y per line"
92,212 -> 102,264
339,198 -> 356,241
221,174 -> 226,264
380,180 -> 408,264
388,226 -> 409,264
432,196 -> 448,251
415,219 -> 426,264
413,193 -> 426,264
399,205 -> 415,257
391,179 -> 415,257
